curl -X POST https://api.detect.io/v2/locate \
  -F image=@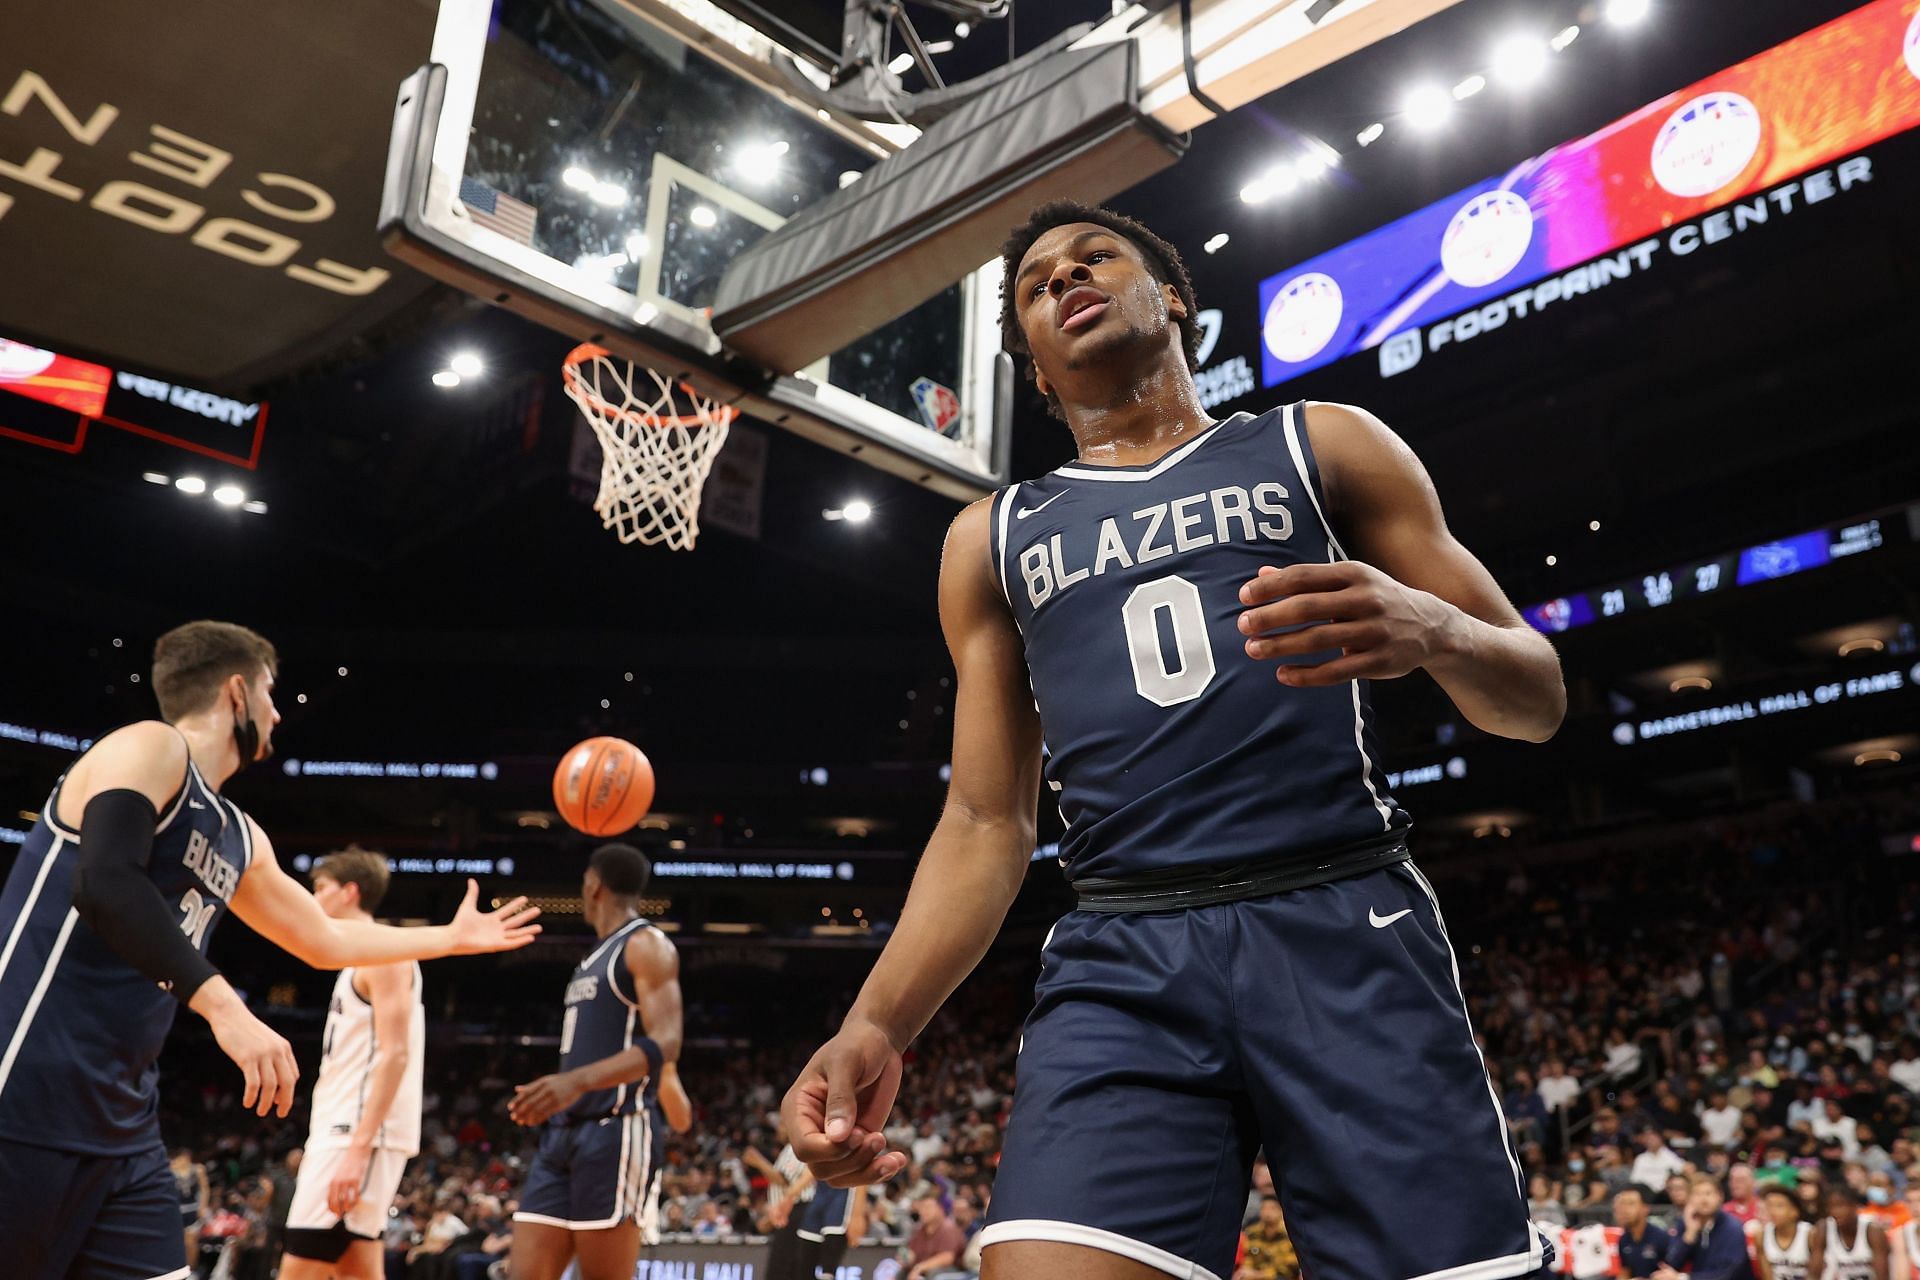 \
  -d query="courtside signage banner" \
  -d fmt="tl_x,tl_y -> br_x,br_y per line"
1256,0 -> 1920,387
